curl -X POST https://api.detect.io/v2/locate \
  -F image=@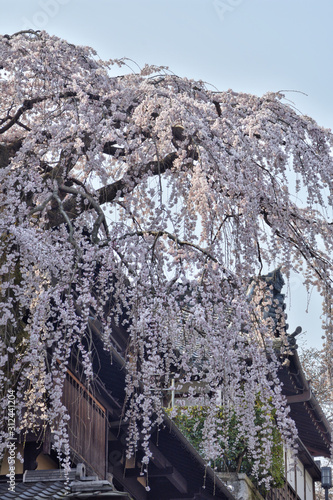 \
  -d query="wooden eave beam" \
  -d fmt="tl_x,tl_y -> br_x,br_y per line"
286,387 -> 311,404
